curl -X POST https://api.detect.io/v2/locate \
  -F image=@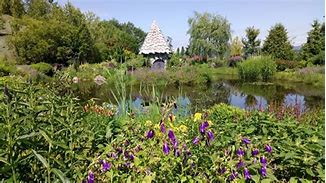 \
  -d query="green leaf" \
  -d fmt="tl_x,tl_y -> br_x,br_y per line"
39,130 -> 52,147
0,157 -> 9,165
261,179 -> 272,183
289,177 -> 298,183
52,168 -> 70,183
245,126 -> 256,134
16,132 -> 38,140
32,150 -> 49,169
252,175 -> 260,183
306,168 -> 315,176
